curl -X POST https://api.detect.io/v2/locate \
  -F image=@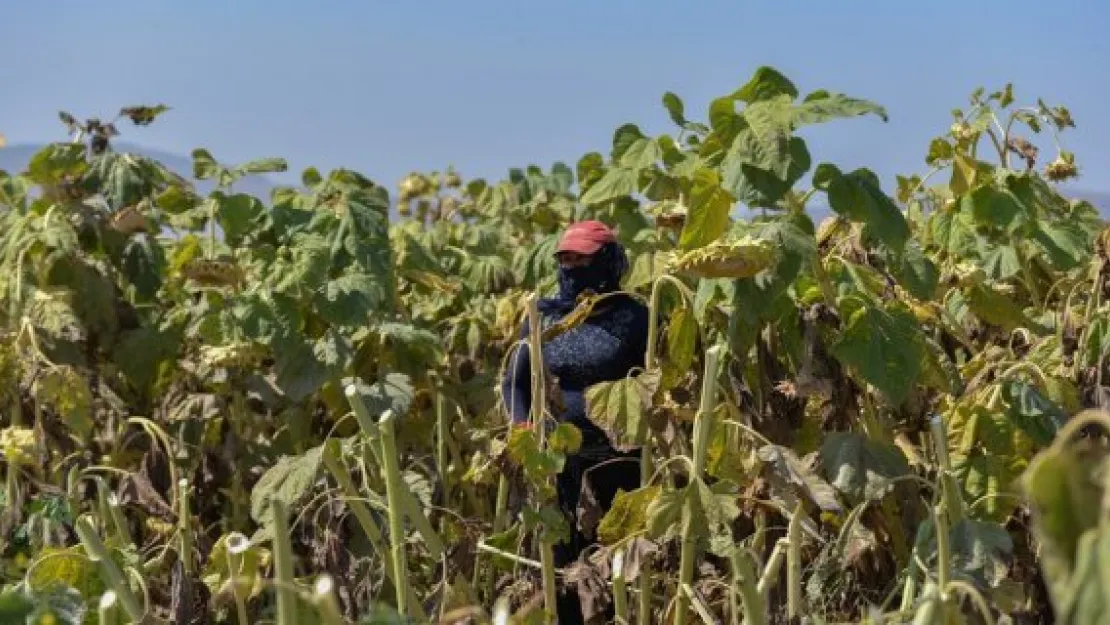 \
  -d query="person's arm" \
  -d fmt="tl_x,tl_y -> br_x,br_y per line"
619,300 -> 652,371
500,319 -> 533,427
